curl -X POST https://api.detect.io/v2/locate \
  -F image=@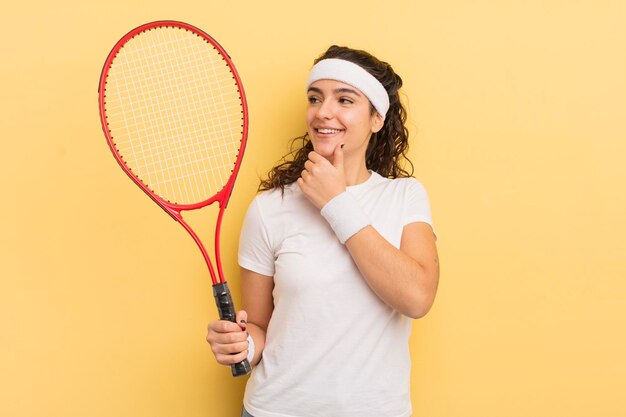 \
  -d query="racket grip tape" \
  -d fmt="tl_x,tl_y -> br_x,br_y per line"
212,282 -> 252,377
